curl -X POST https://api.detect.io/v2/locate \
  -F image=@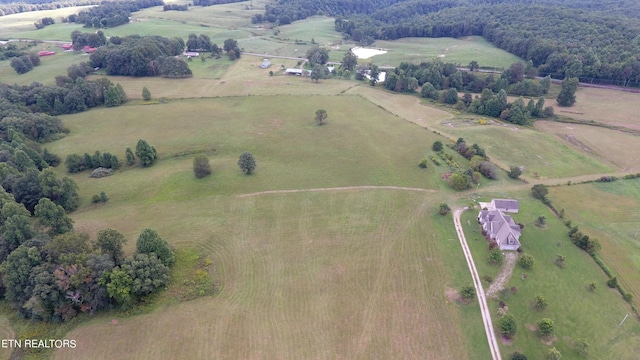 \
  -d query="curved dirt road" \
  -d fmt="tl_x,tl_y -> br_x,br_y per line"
453,208 -> 502,360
